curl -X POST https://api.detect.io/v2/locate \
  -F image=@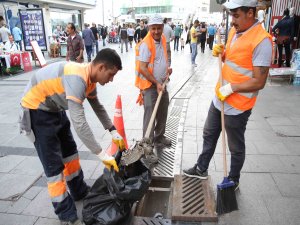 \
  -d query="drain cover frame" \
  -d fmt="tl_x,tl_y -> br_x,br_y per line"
131,216 -> 172,225
172,175 -> 218,222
